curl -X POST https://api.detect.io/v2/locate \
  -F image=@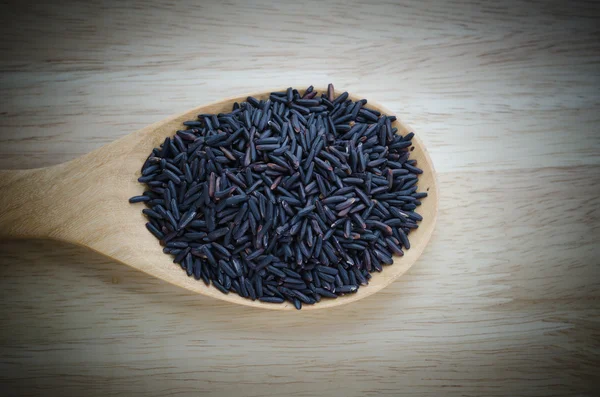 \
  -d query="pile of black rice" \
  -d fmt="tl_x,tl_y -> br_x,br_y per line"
129,84 -> 426,309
